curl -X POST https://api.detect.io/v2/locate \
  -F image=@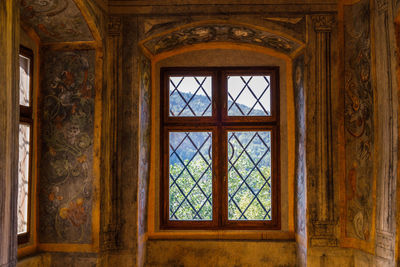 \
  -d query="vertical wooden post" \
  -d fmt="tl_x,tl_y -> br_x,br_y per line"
0,0 -> 19,266
373,0 -> 398,263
